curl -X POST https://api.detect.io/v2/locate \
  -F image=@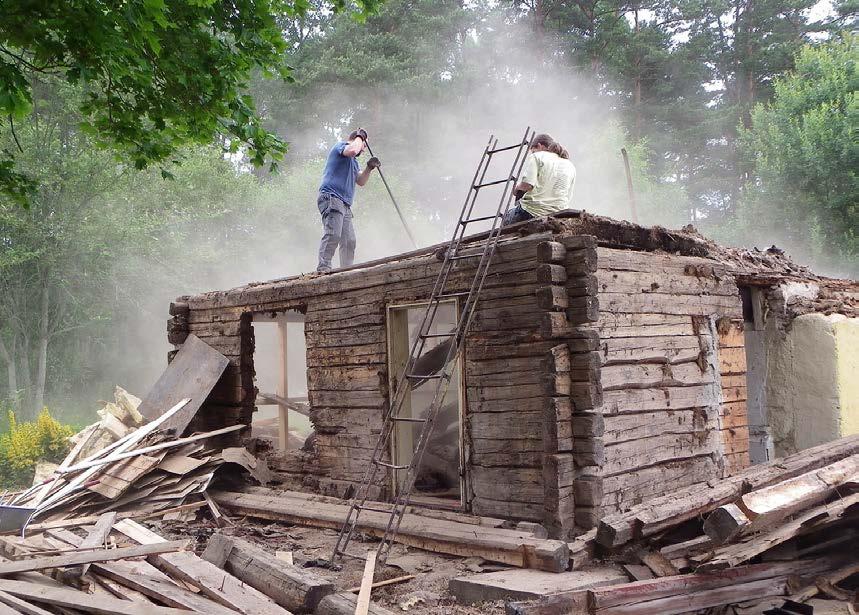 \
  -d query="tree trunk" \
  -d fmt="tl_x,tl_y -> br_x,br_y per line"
19,333 -> 32,418
0,336 -> 18,406
33,284 -> 50,415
